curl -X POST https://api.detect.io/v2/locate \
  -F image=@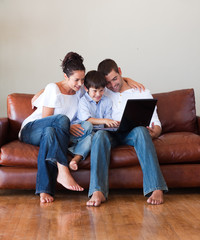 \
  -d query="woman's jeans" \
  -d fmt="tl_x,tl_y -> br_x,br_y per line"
20,114 -> 92,196
88,126 -> 168,199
